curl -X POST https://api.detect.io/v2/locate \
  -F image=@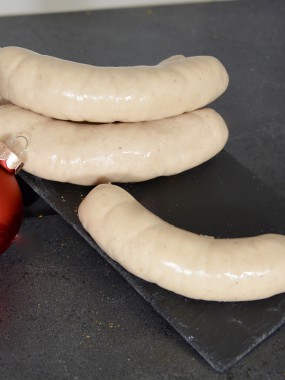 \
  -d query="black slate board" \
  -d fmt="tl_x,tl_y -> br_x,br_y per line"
20,150 -> 285,372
